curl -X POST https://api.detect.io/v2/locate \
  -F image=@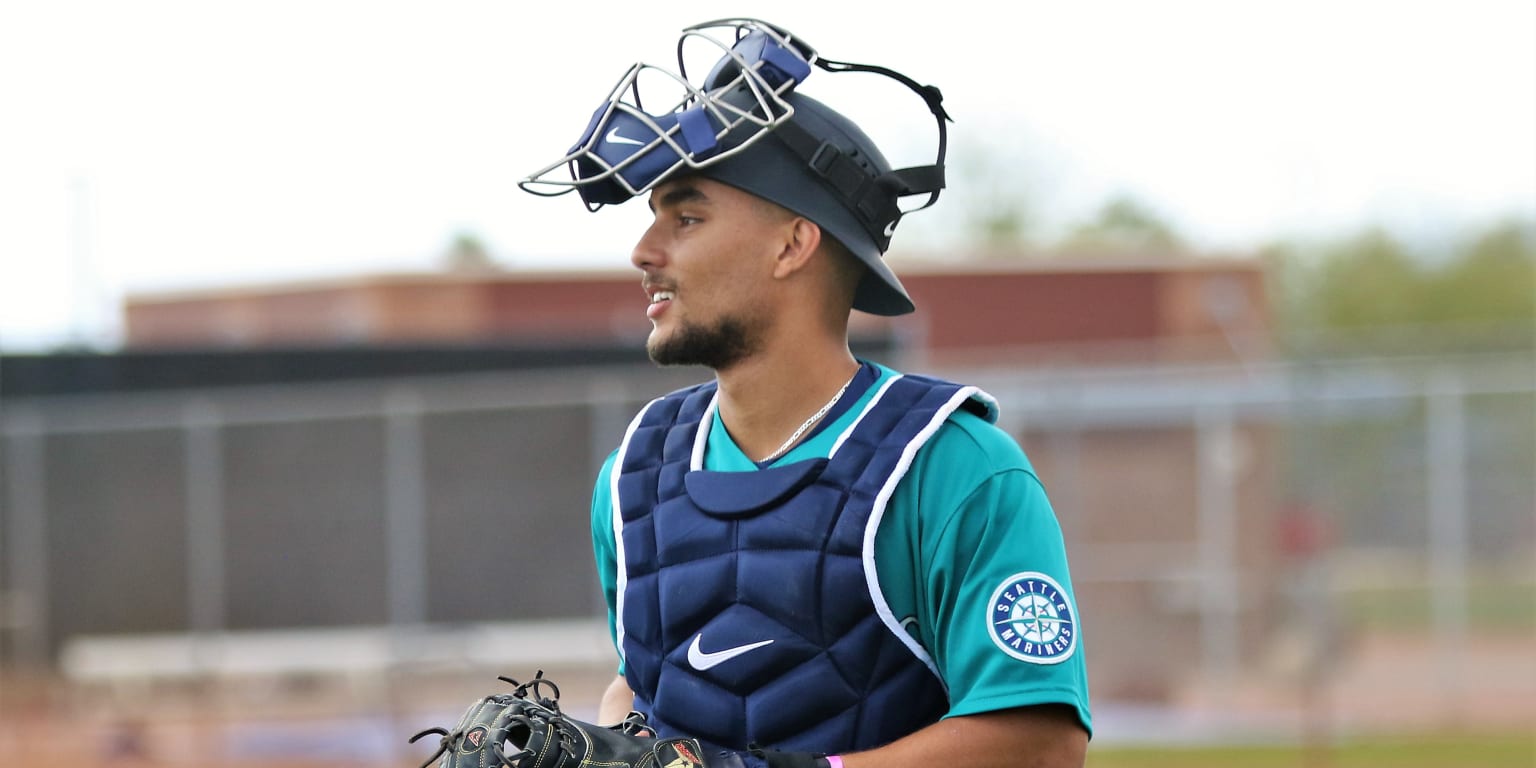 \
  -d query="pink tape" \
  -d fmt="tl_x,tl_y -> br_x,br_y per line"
825,757 -> 845,768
